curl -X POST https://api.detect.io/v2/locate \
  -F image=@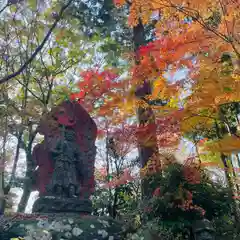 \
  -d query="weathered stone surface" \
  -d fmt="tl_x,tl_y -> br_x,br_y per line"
0,213 -> 124,240
32,197 -> 92,214
192,219 -> 215,240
